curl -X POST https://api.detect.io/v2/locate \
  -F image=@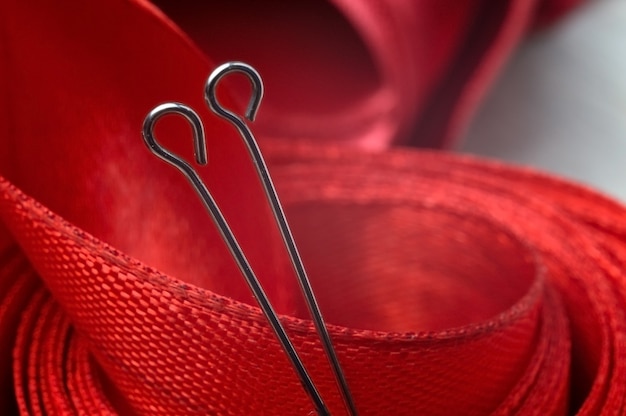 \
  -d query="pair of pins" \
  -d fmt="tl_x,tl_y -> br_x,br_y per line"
142,62 -> 357,416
